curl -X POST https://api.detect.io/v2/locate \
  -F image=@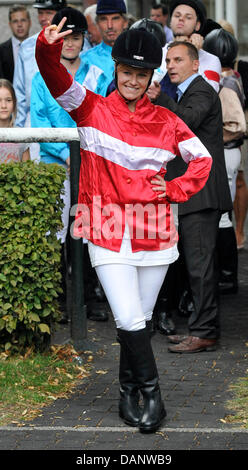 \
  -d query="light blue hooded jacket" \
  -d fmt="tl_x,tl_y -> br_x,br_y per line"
30,58 -> 108,165
80,41 -> 114,97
